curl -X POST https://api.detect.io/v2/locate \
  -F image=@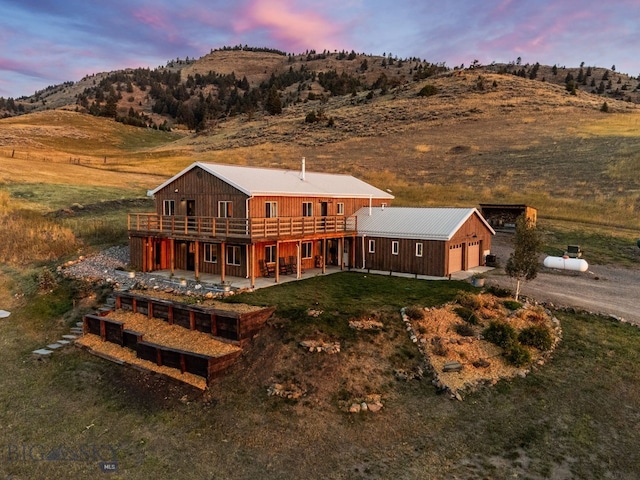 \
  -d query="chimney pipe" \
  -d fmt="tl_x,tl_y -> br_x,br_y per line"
301,157 -> 306,181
